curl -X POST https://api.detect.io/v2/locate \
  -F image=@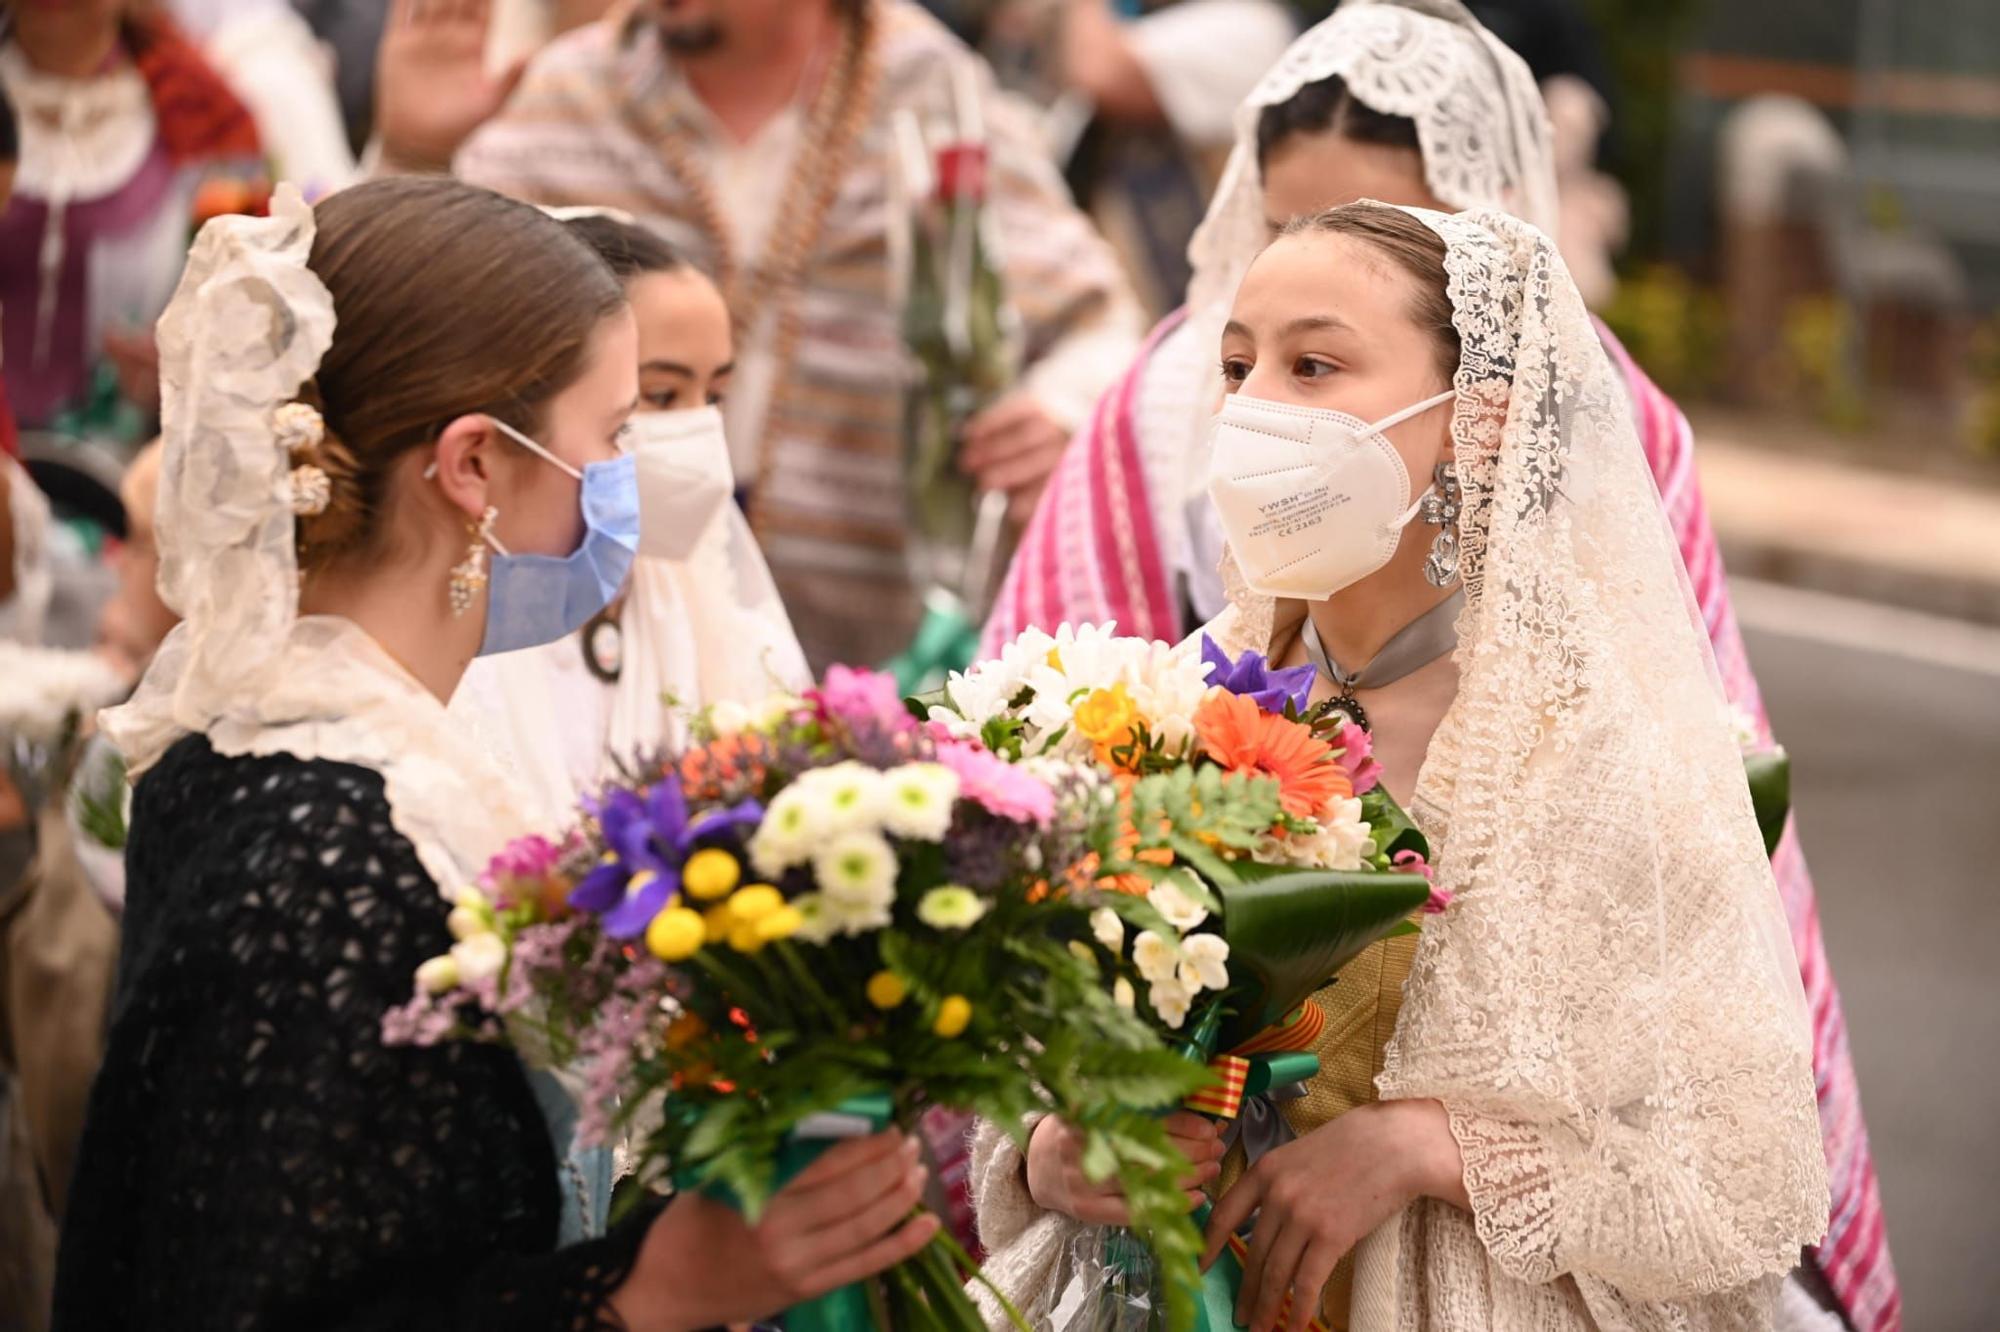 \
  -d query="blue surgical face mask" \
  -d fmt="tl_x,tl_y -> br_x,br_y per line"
476,417 -> 640,657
